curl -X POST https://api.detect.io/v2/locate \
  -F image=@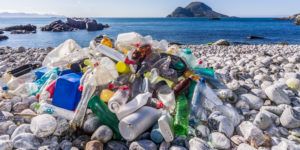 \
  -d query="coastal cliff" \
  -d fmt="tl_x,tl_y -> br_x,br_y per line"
167,2 -> 228,18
